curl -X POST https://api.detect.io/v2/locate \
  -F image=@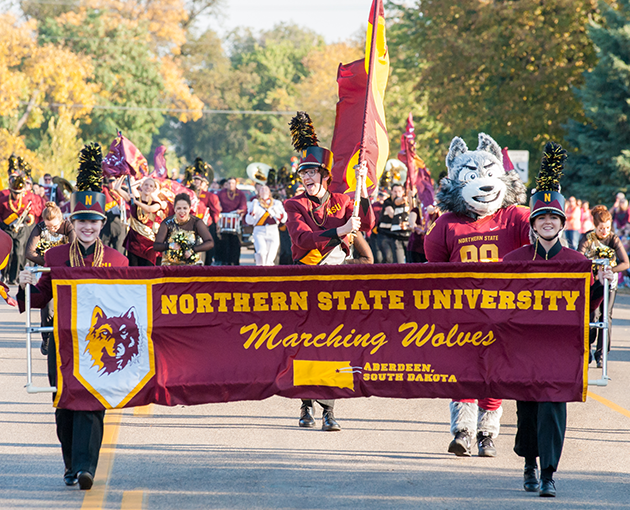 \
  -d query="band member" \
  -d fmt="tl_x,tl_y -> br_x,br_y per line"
504,142 -> 613,497
217,177 -> 246,265
284,111 -> 375,431
578,205 -> 629,367
114,176 -> 167,266
42,173 -> 65,204
0,229 -> 17,307
245,185 -> 287,265
154,193 -> 214,265
0,156 -> 36,284
424,133 -> 530,457
17,143 -> 129,491
24,202 -> 75,355
101,176 -> 127,254
189,158 -> 221,265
